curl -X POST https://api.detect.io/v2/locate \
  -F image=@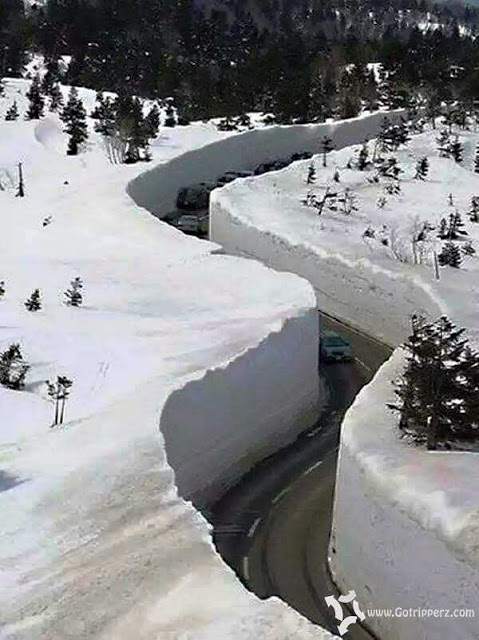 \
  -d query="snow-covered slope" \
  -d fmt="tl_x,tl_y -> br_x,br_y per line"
0,80 -> 333,639
210,122 -> 479,638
